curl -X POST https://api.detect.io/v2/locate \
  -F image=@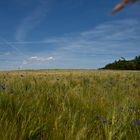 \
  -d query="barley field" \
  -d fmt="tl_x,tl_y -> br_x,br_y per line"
0,70 -> 140,140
